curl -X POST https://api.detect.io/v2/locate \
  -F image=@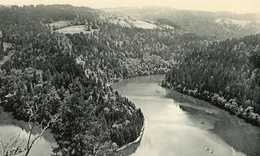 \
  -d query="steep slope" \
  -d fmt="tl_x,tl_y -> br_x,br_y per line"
0,5 -> 214,155
163,34 -> 260,126
0,5 -> 144,155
